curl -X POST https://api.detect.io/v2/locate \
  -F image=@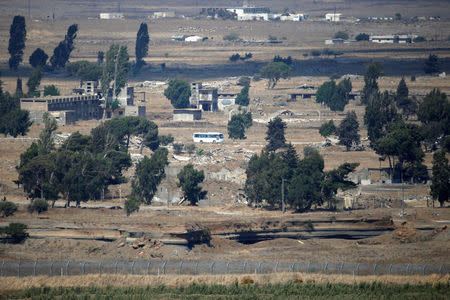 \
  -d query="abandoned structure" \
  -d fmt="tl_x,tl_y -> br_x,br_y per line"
217,92 -> 238,111
20,94 -> 102,125
226,6 -> 270,21
370,34 -> 418,43
72,81 -> 100,96
173,109 -> 202,122
189,82 -> 218,111
325,13 -> 342,21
